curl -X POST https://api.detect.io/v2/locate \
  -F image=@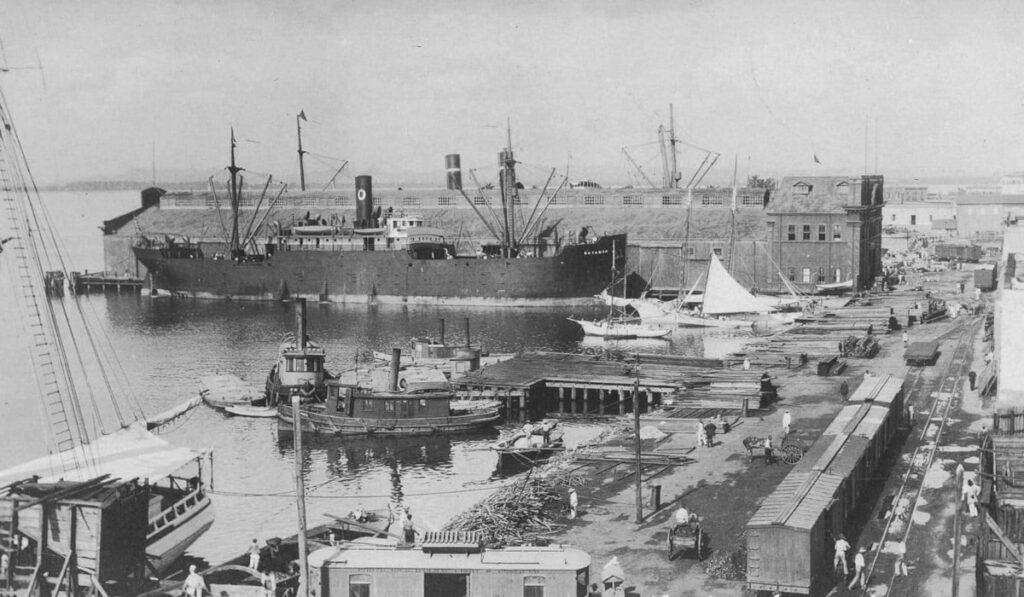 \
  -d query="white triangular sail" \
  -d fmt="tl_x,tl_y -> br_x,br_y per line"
701,253 -> 770,315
